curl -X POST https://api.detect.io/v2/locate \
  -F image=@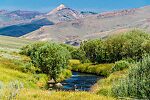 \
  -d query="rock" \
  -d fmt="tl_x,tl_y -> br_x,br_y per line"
55,83 -> 63,88
48,79 -> 55,84
49,84 -> 54,88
